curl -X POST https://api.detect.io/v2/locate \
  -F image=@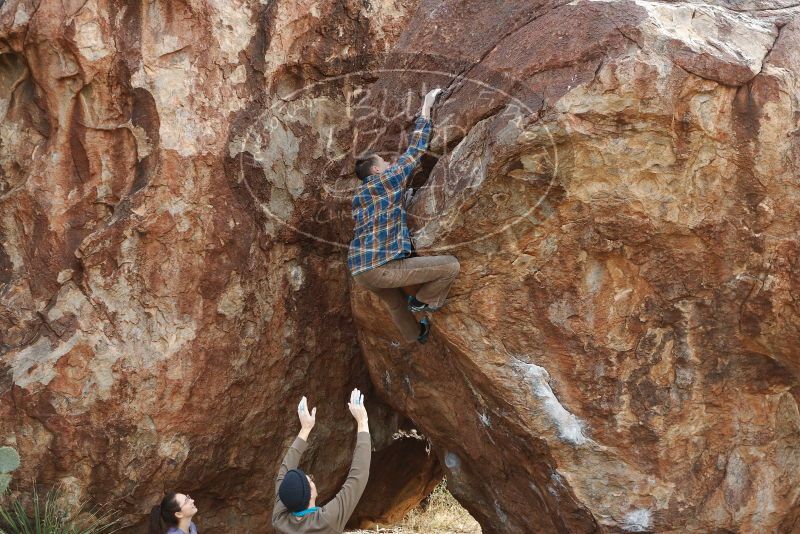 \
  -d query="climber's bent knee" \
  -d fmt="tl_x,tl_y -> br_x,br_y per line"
443,255 -> 460,278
